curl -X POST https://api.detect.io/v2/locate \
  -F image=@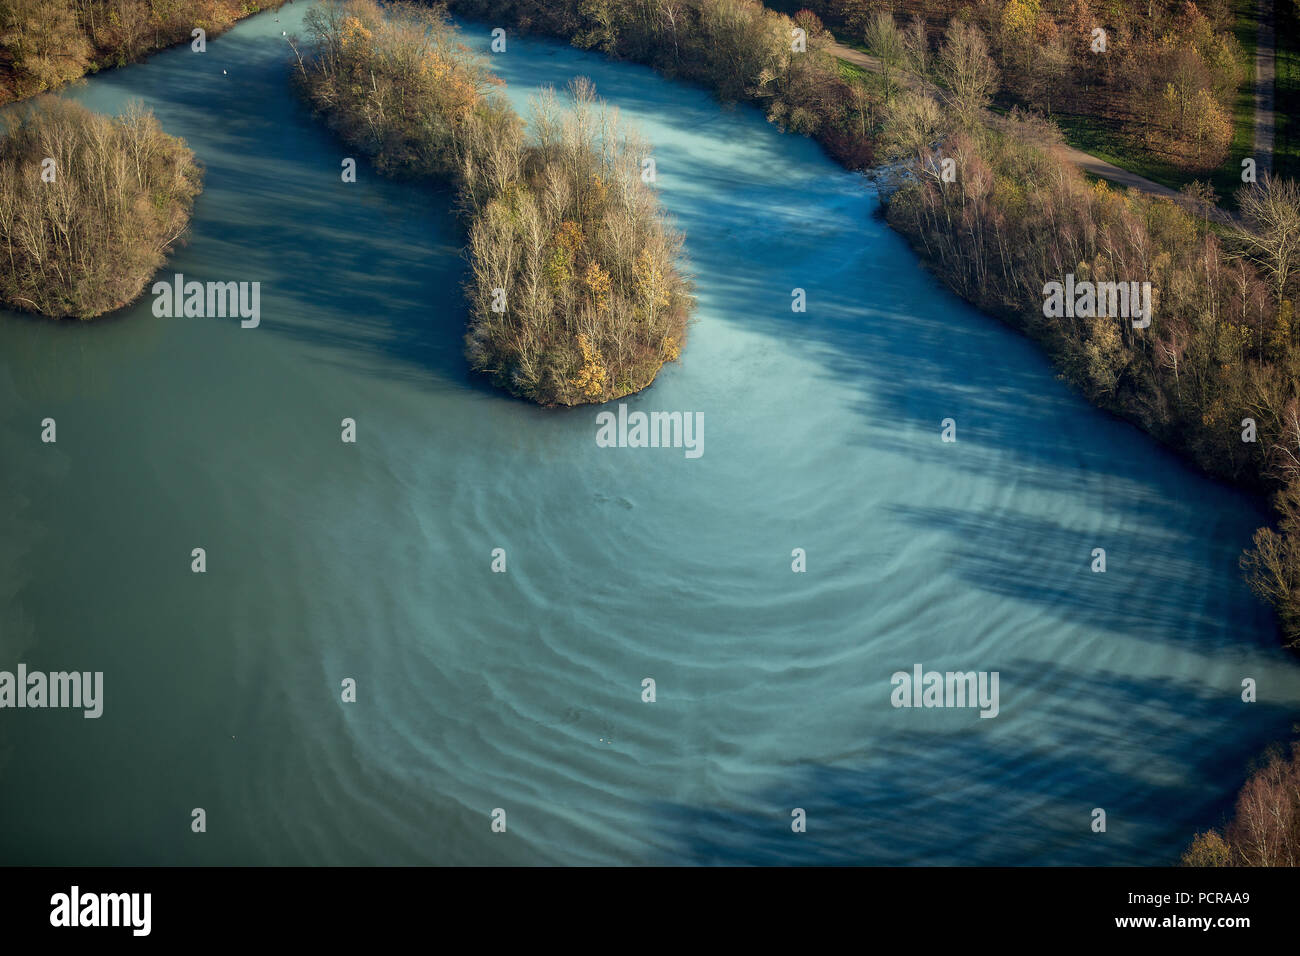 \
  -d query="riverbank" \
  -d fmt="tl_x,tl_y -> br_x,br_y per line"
439,0 -> 1300,865
0,1 -> 288,105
